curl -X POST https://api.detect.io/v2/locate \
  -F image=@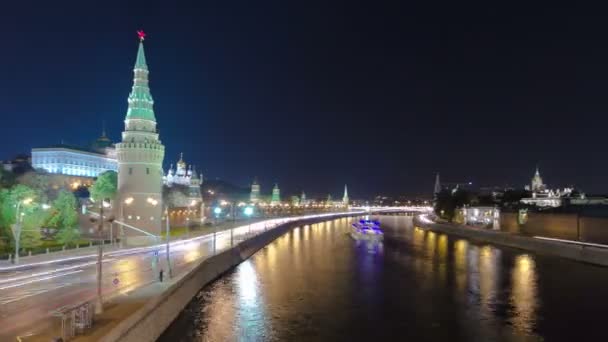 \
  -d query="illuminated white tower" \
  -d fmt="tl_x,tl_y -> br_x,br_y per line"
116,32 -> 165,236
342,184 -> 349,206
